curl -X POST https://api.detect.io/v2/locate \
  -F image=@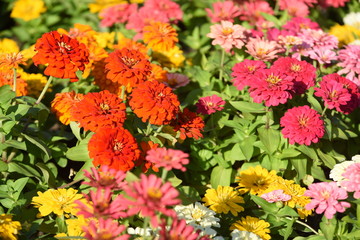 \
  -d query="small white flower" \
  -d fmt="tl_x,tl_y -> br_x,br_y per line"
344,12 -> 360,29
231,229 -> 262,240
330,157 -> 360,185
127,227 -> 154,237
175,202 -> 220,228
